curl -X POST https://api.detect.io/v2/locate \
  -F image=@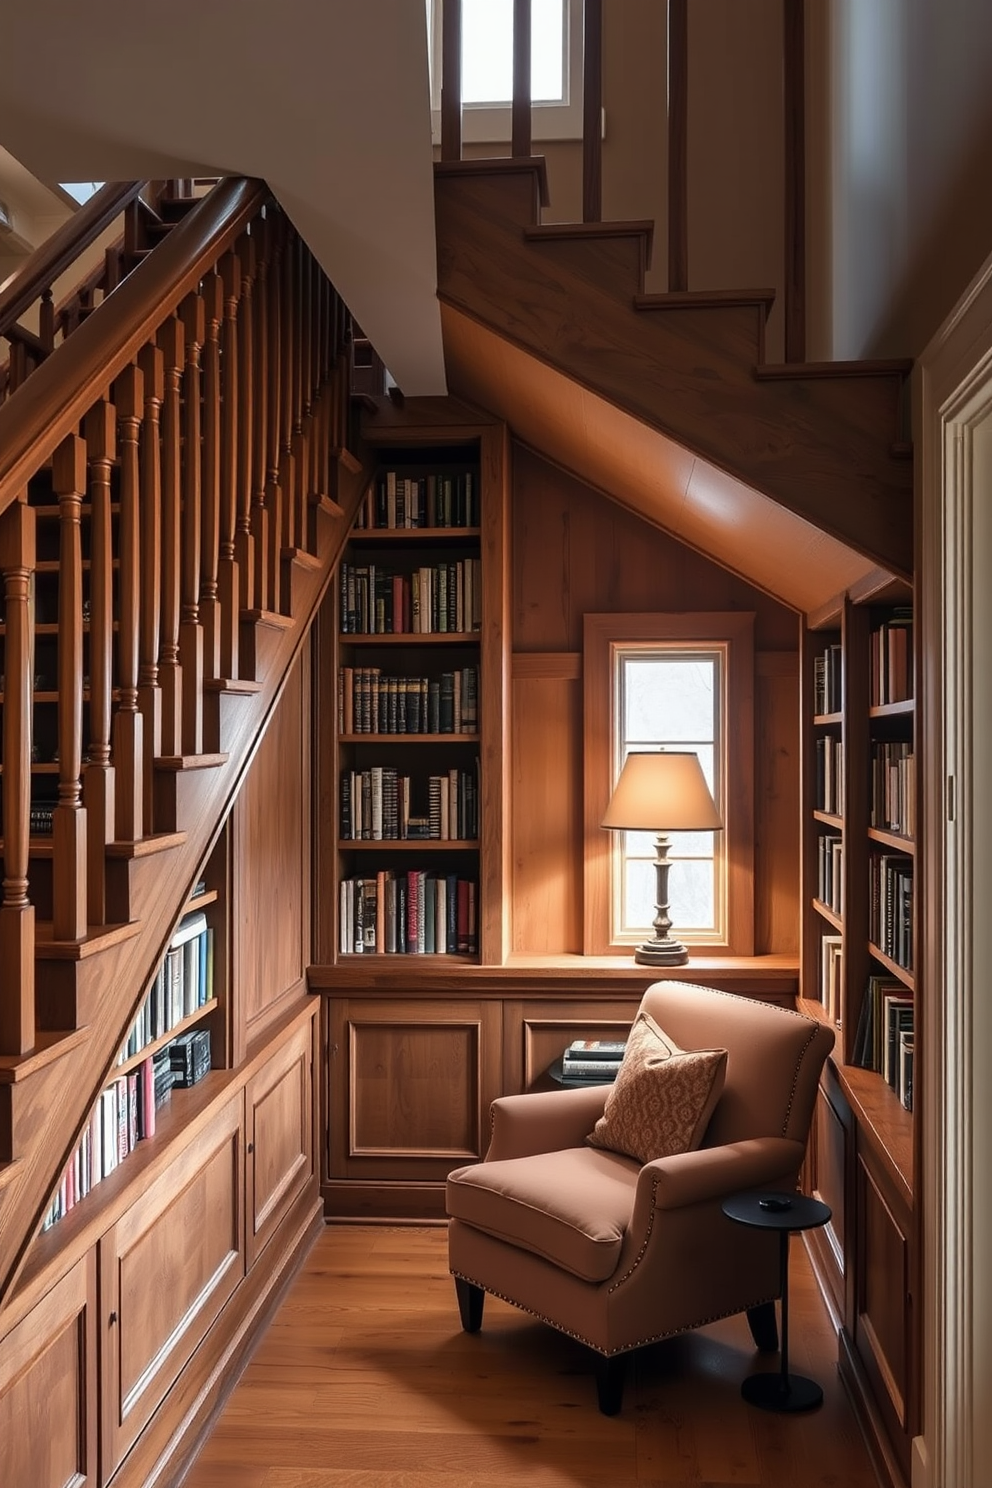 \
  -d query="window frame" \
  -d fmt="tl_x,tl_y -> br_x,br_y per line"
583,612 -> 755,957
428,0 -> 586,145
